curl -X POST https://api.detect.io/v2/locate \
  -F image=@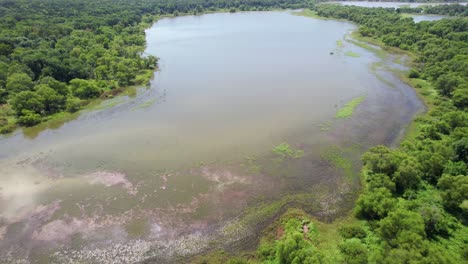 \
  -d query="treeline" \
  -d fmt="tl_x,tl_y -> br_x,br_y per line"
0,0 -> 307,133
314,4 -> 467,263
397,4 -> 468,16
